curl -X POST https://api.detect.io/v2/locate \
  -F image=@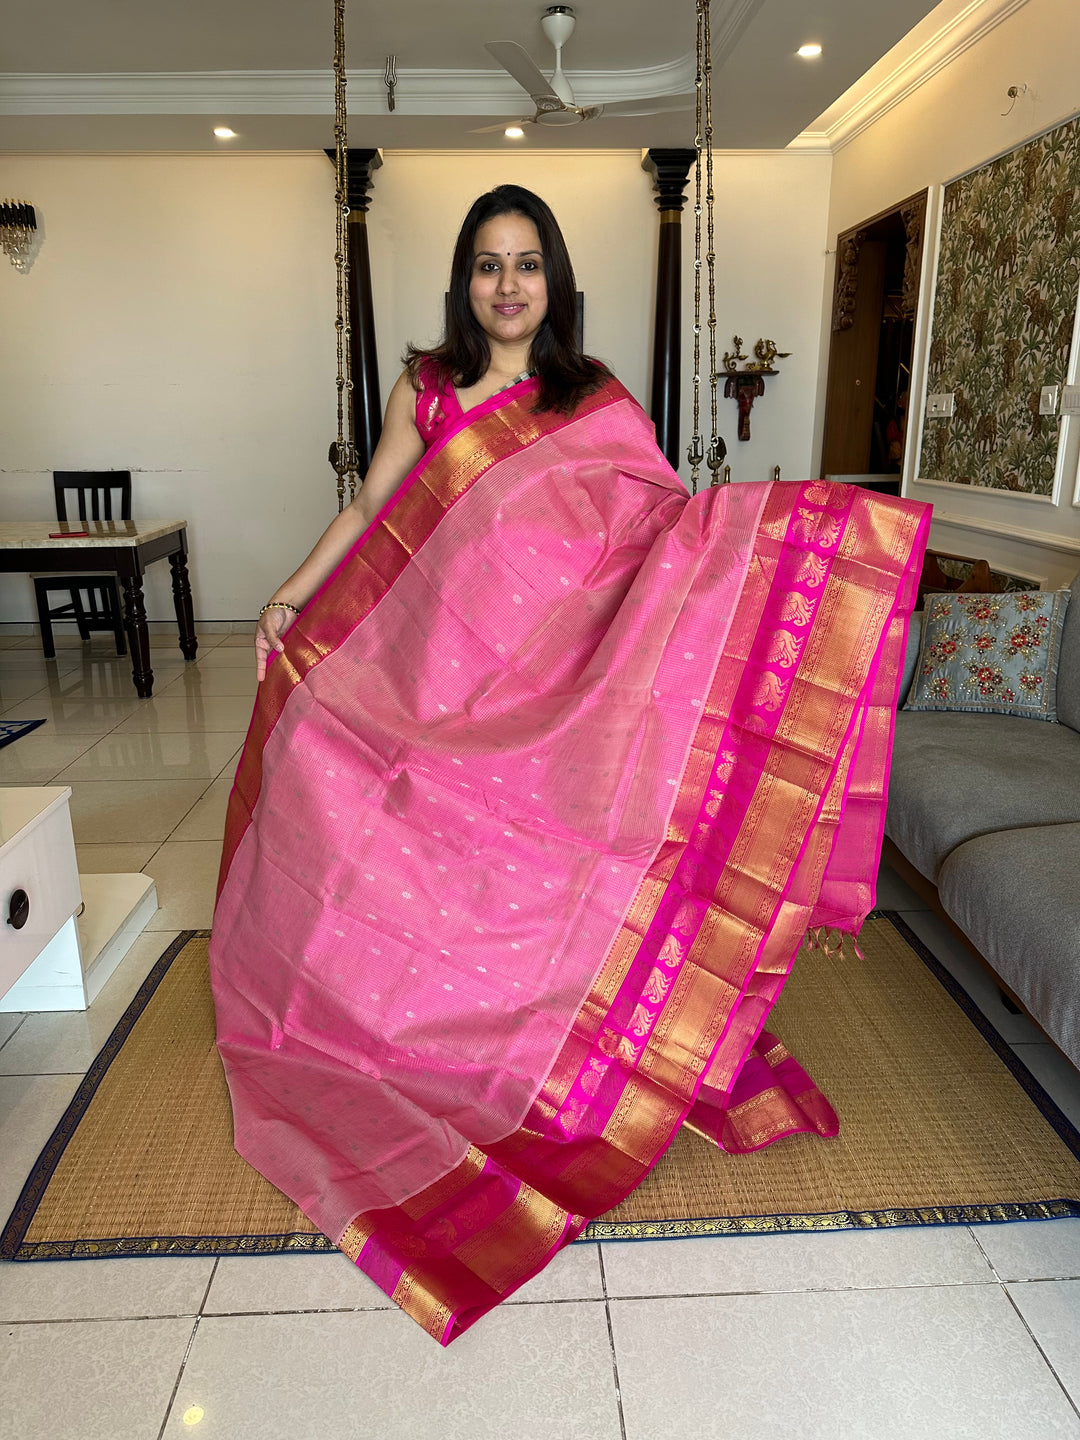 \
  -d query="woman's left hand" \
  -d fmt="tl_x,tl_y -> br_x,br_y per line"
255,607 -> 291,682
